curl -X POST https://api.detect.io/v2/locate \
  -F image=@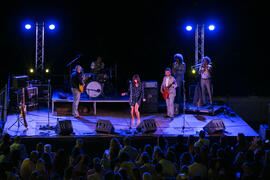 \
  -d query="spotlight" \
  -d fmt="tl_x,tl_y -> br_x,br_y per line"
45,68 -> 50,73
192,69 -> 196,74
29,68 -> 34,73
25,24 -> 31,30
49,24 -> 55,30
186,25 -> 192,31
208,25 -> 215,31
